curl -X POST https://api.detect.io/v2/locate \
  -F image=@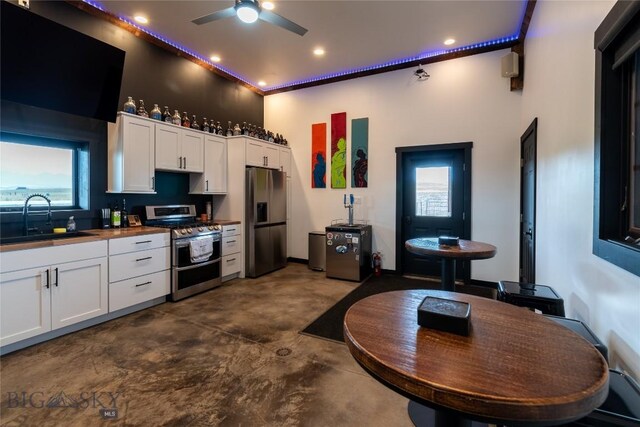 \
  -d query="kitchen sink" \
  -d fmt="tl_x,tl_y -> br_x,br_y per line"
0,231 -> 95,245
